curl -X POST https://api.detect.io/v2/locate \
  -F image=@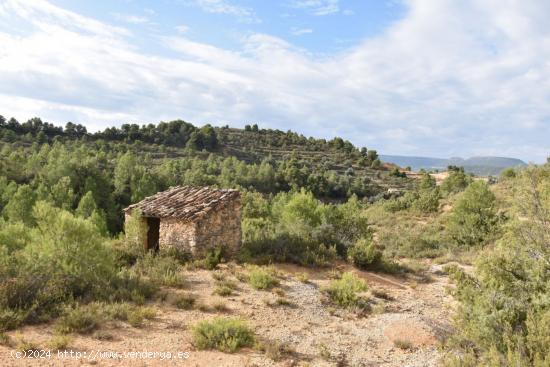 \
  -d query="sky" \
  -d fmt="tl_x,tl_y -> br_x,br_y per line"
0,0 -> 549,162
